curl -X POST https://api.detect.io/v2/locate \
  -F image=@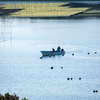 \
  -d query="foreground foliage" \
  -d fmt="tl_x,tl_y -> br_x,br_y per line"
0,92 -> 28,100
